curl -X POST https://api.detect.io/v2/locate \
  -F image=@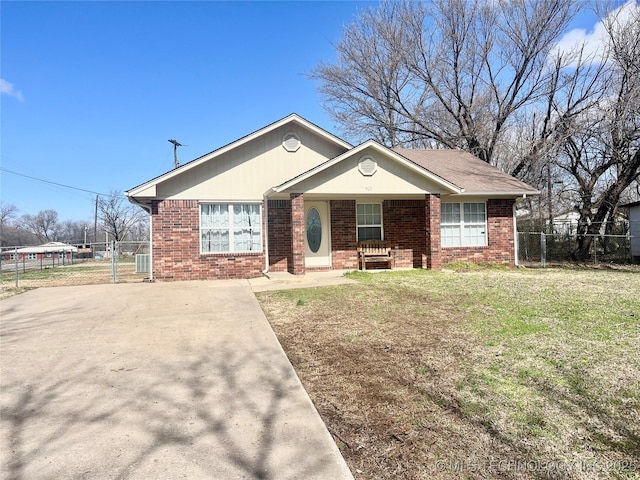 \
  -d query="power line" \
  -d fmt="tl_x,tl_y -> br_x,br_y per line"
0,167 -> 119,197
